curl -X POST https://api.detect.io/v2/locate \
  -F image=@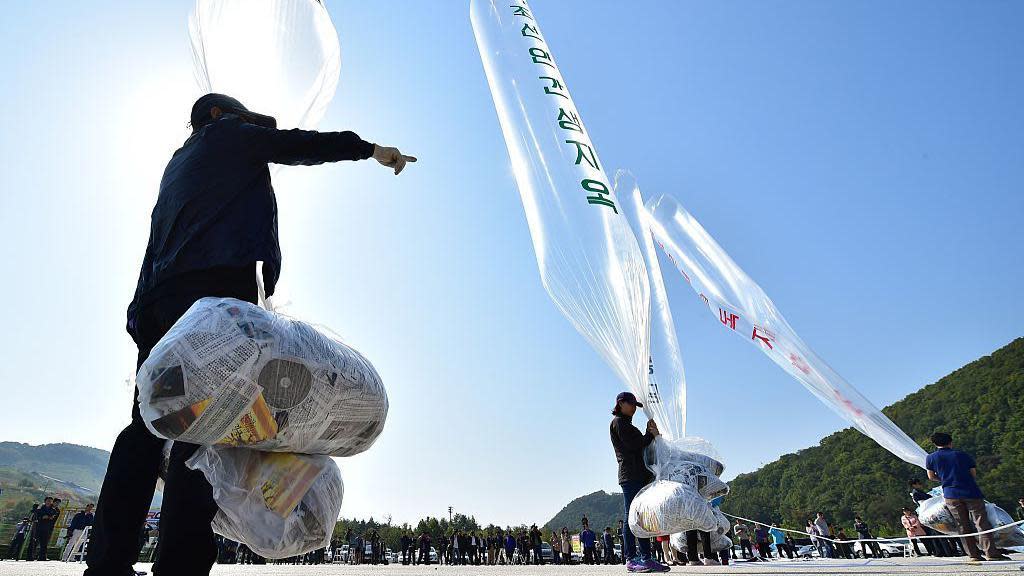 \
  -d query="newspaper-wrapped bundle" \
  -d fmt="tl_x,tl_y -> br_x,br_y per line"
629,480 -> 717,538
918,494 -> 1024,549
630,437 -> 729,537
188,446 -> 343,559
138,297 -> 388,456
